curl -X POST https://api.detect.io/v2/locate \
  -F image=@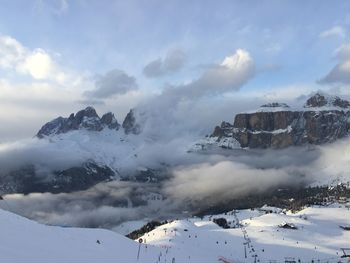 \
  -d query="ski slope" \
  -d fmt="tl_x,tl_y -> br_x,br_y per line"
1,205 -> 350,263
139,205 -> 350,263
